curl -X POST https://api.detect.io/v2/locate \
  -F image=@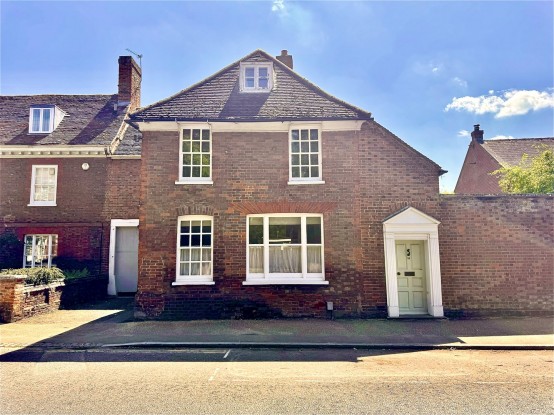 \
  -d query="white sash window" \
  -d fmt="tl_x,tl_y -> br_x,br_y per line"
245,214 -> 327,285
